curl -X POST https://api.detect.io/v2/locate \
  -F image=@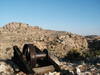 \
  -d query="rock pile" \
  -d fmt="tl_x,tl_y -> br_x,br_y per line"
60,61 -> 100,75
0,61 -> 14,75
